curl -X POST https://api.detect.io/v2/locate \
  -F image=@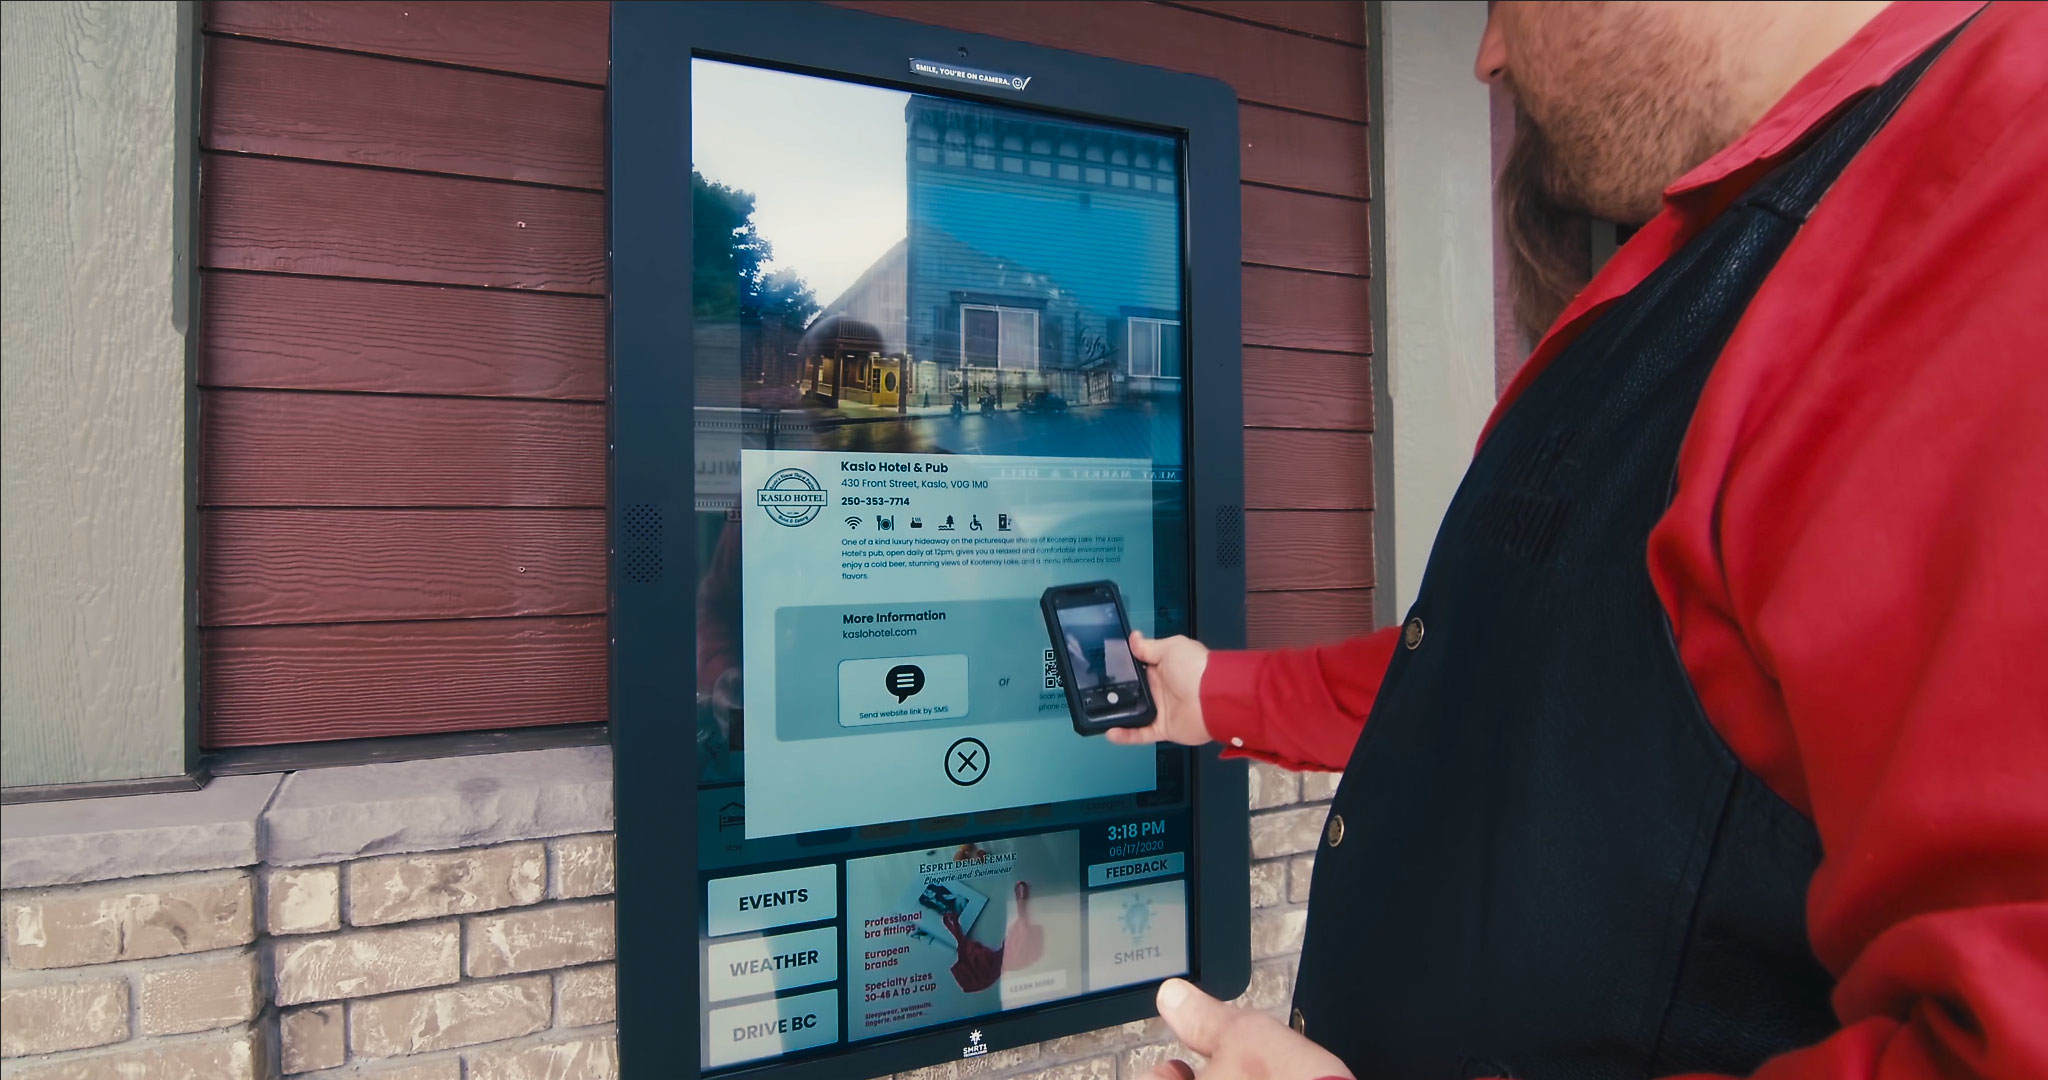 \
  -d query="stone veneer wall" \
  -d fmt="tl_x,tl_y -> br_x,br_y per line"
0,748 -> 1336,1080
